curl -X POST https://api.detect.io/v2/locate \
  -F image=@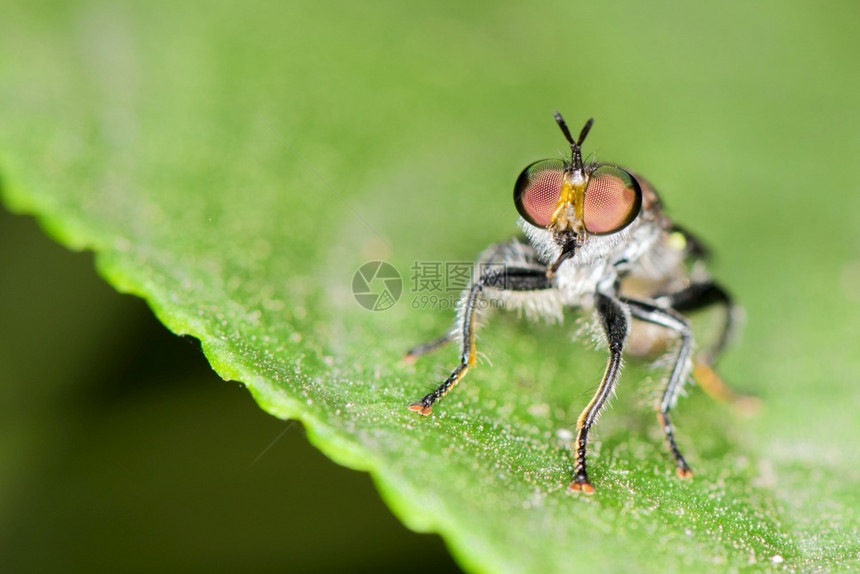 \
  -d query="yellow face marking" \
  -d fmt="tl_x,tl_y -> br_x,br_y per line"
550,170 -> 588,233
